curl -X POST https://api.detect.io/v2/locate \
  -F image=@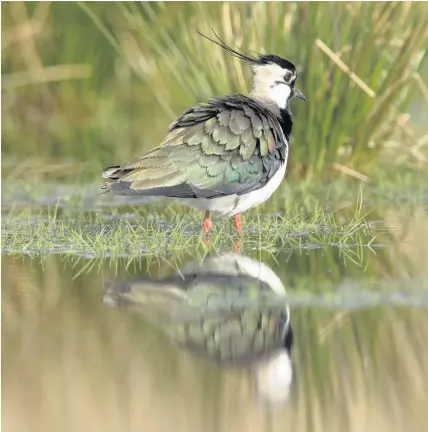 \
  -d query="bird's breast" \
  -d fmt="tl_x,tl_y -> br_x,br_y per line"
234,161 -> 287,214
181,162 -> 287,217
